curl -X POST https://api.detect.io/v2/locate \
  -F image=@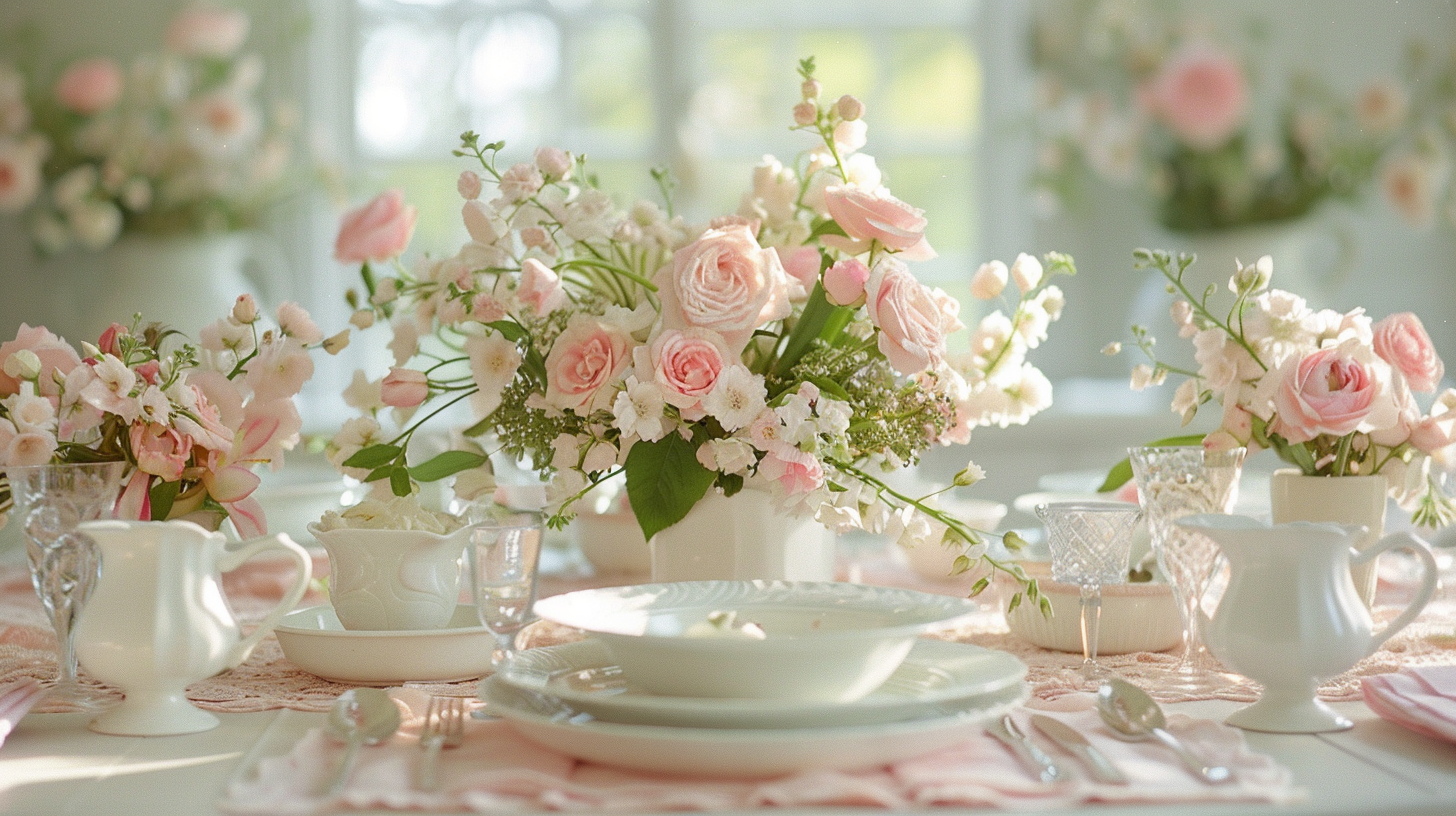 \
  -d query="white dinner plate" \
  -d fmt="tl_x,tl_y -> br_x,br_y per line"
492,638 -> 1026,728
274,604 -> 495,684
479,673 -> 1026,778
